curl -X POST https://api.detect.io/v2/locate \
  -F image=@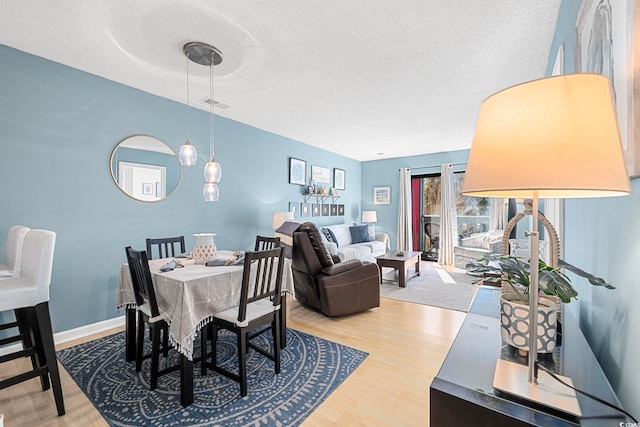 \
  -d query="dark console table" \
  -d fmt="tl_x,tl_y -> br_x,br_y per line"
430,286 -> 630,426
